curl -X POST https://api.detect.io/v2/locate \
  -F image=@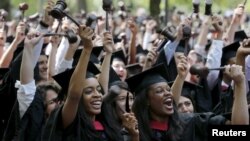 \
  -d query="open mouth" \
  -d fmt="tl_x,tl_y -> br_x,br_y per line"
164,97 -> 173,109
91,100 -> 102,109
